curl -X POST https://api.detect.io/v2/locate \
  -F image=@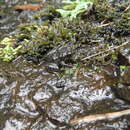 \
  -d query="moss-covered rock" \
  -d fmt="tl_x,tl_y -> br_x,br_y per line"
0,0 -> 129,64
